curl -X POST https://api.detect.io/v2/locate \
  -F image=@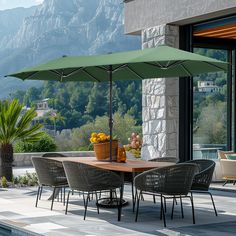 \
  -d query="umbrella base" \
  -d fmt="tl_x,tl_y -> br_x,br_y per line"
97,197 -> 128,208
